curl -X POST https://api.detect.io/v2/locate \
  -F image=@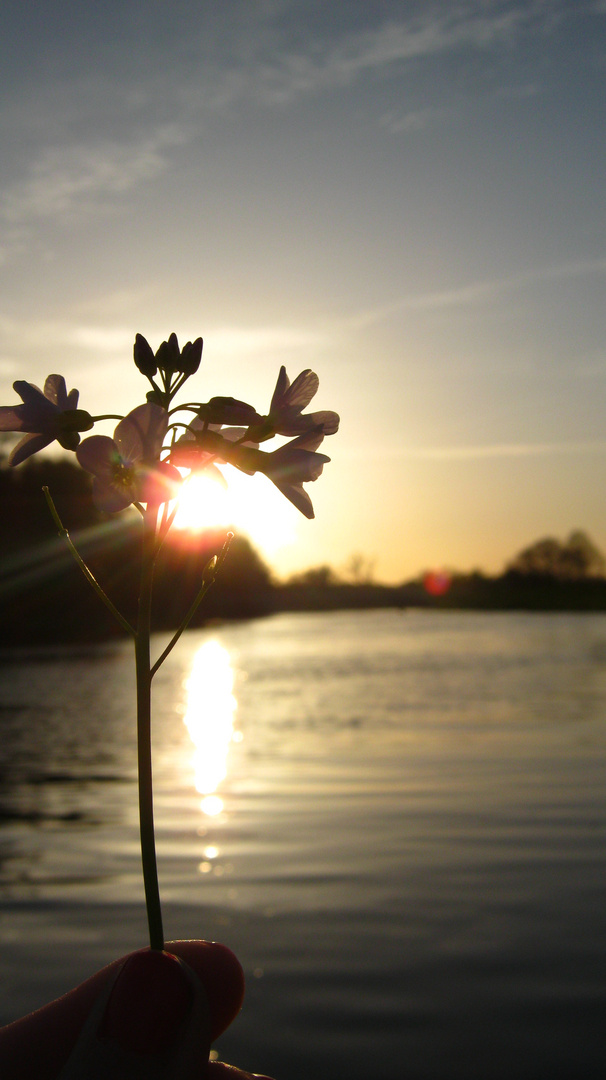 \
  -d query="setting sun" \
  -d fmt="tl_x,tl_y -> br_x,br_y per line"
171,466 -> 298,557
